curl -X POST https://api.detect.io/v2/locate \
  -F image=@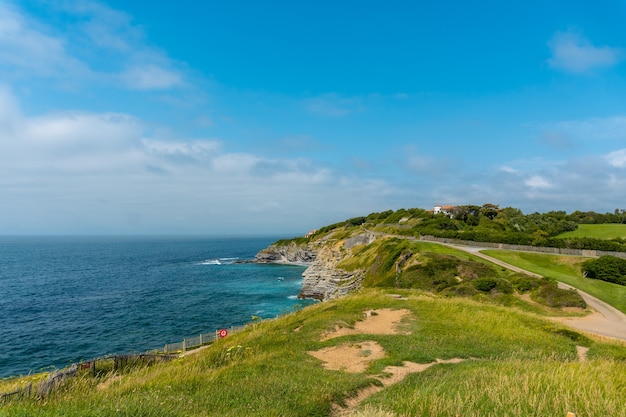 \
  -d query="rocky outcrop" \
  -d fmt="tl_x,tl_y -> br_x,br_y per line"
299,233 -> 375,301
254,242 -> 317,265
255,232 -> 376,302
299,248 -> 364,301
